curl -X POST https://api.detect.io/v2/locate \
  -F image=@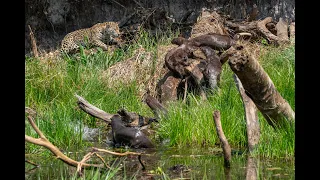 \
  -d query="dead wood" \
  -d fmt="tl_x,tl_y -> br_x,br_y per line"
75,94 -> 114,123
25,109 -> 146,175
144,93 -> 168,118
233,74 -> 260,152
224,166 -> 231,180
25,115 -> 105,169
228,49 -> 295,129
246,156 -> 258,180
289,22 -> 295,40
275,18 -> 289,43
213,110 -> 231,168
257,17 -> 281,45
25,107 -> 37,117
28,25 -> 39,58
